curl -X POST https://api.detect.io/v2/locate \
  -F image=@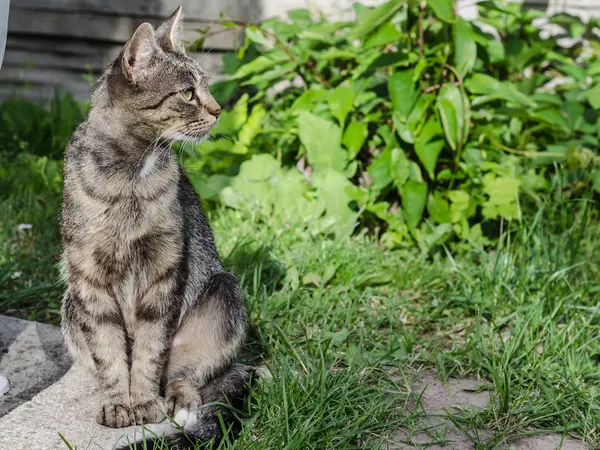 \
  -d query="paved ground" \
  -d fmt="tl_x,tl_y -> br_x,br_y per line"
388,371 -> 586,450
0,315 -> 71,417
0,315 -> 176,449
0,315 -> 589,449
